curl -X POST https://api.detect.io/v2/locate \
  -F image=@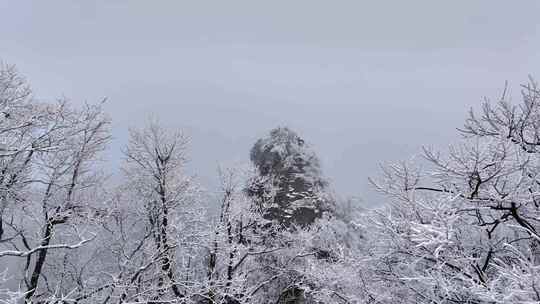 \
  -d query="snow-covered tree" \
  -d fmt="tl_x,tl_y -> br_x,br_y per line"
103,121 -> 205,303
243,128 -> 358,304
0,63 -> 112,303
365,79 -> 540,303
